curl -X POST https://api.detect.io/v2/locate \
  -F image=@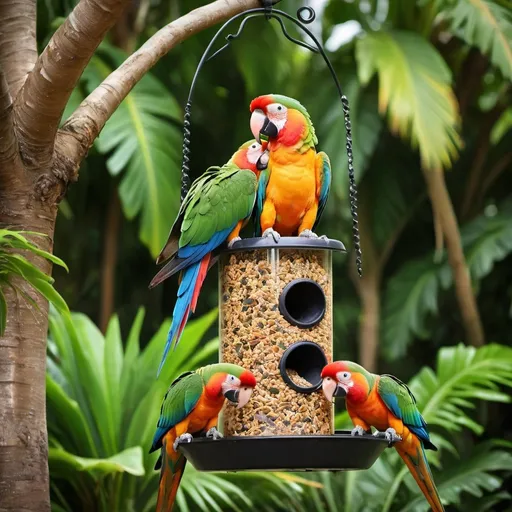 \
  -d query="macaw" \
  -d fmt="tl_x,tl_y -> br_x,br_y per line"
149,363 -> 257,512
321,361 -> 445,512
149,141 -> 266,376
249,94 -> 331,241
